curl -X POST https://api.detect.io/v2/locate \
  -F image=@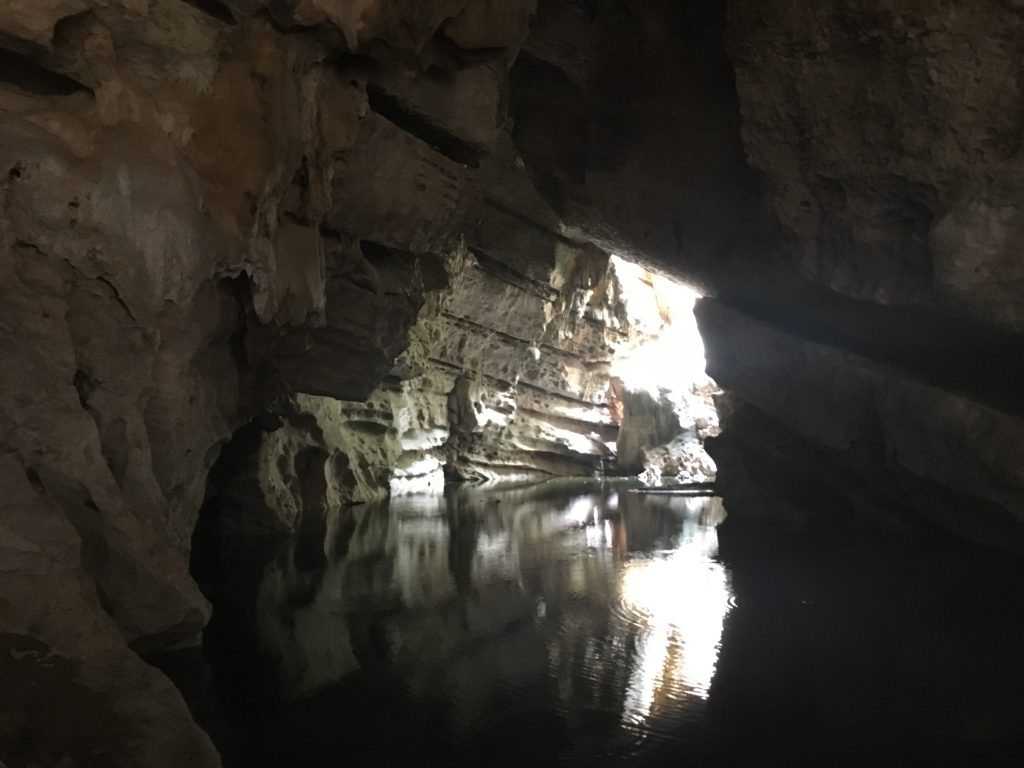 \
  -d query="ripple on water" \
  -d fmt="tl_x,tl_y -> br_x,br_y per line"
197,486 -> 737,767
468,702 -> 655,767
